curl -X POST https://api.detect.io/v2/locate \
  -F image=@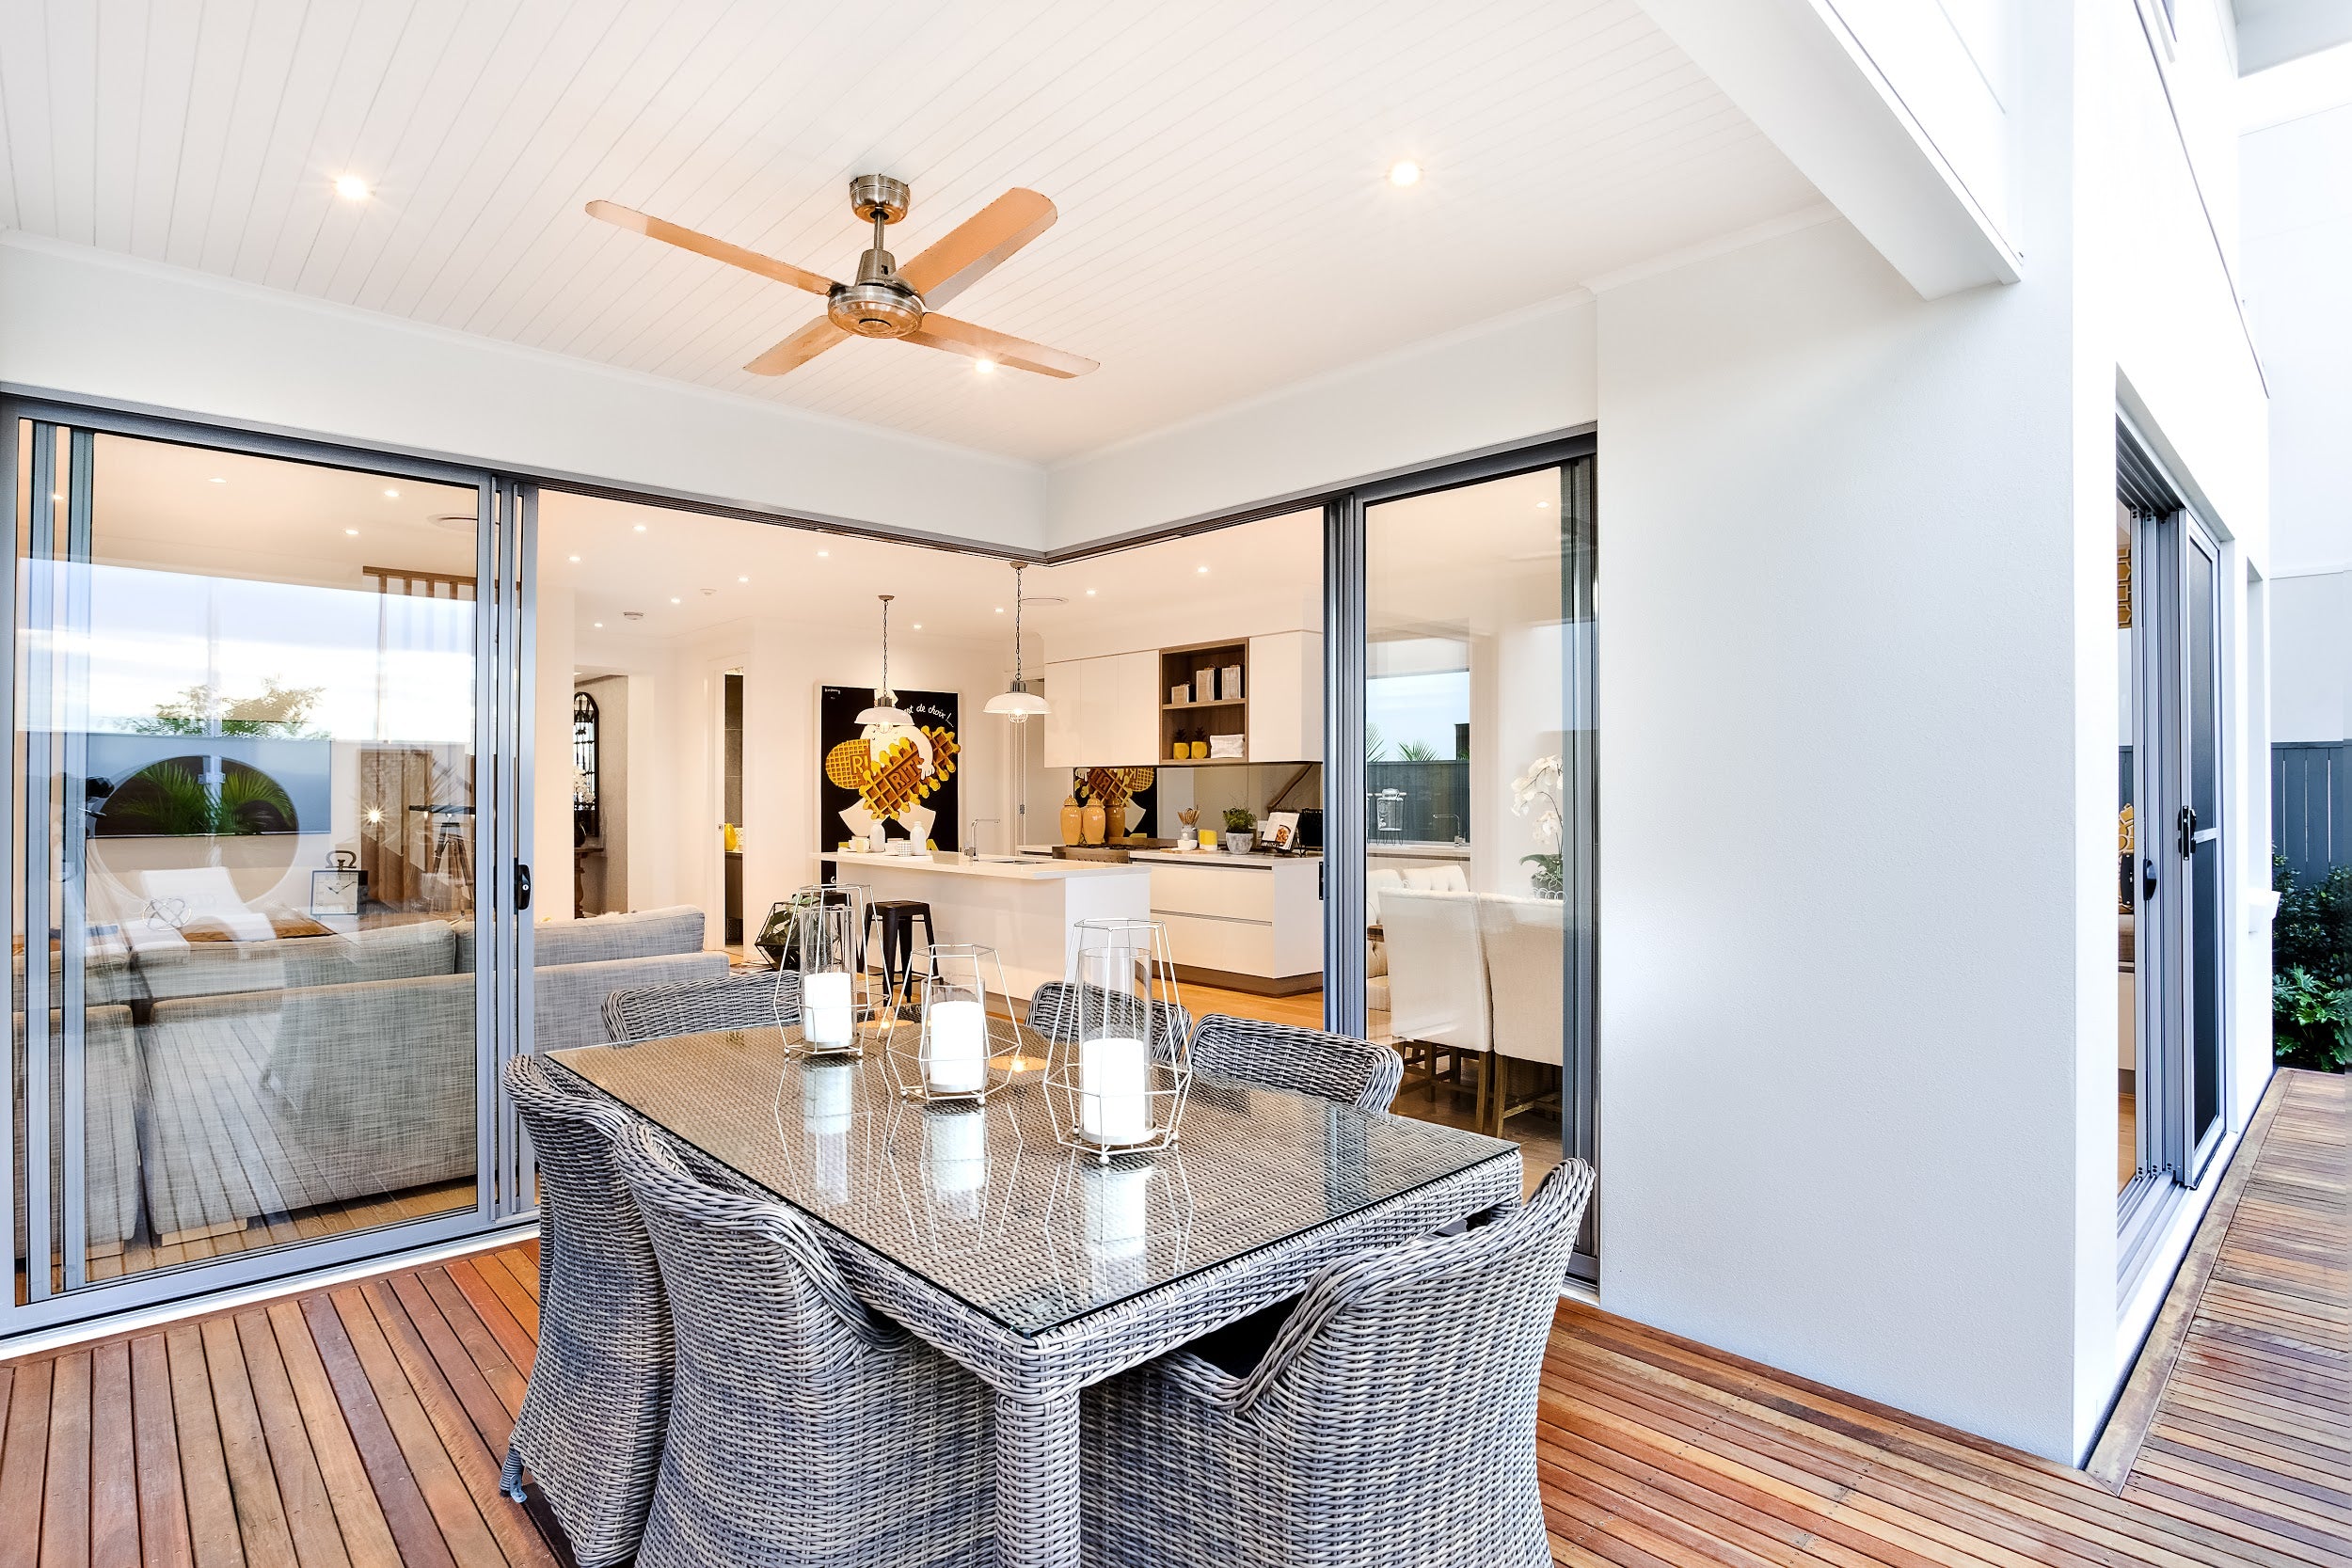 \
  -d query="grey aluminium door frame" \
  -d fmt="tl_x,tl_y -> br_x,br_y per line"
1323,431 -> 1599,1275
0,395 -> 534,1338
